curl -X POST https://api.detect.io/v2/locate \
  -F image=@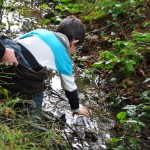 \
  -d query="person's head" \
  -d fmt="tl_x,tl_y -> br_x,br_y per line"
56,15 -> 85,54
